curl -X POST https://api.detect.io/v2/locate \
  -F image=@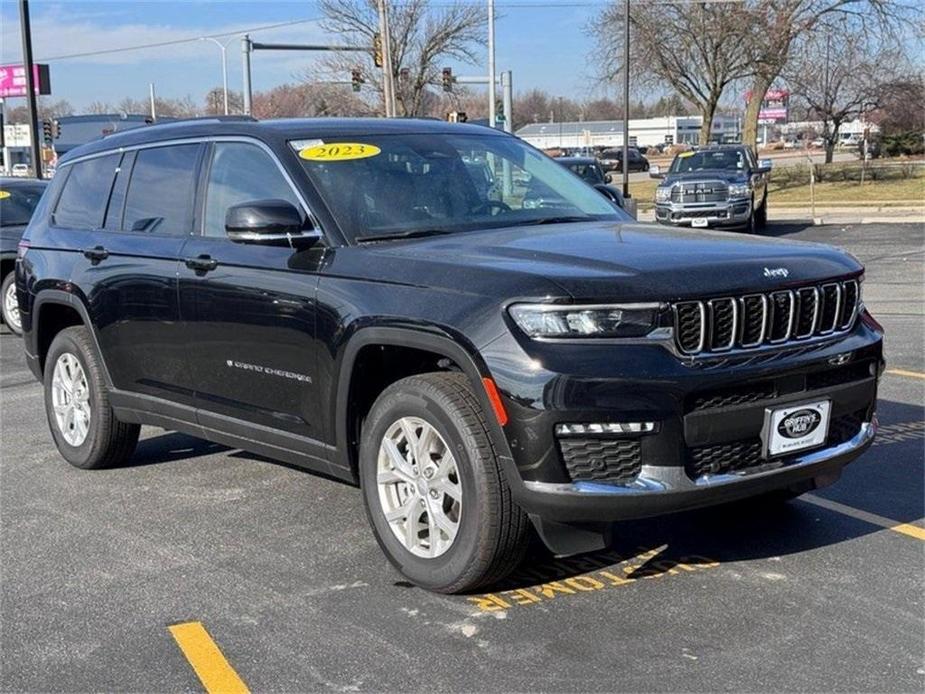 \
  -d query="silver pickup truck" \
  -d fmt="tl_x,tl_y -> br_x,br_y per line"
650,145 -> 772,233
